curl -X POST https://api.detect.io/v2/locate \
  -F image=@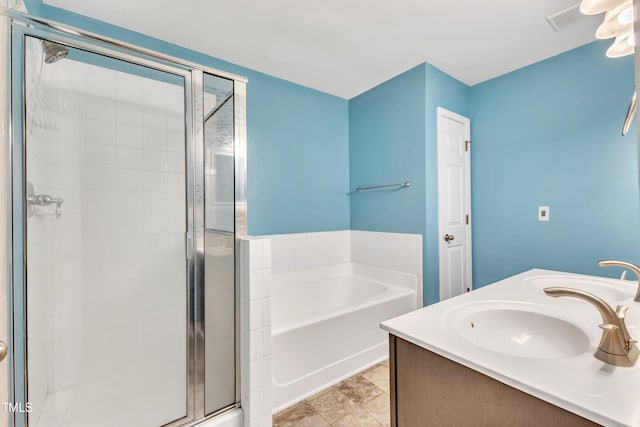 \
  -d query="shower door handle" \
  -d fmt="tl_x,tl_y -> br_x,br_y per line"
0,340 -> 7,362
